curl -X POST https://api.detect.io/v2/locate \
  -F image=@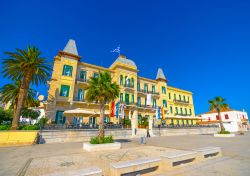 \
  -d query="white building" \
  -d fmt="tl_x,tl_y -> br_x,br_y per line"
199,109 -> 249,132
